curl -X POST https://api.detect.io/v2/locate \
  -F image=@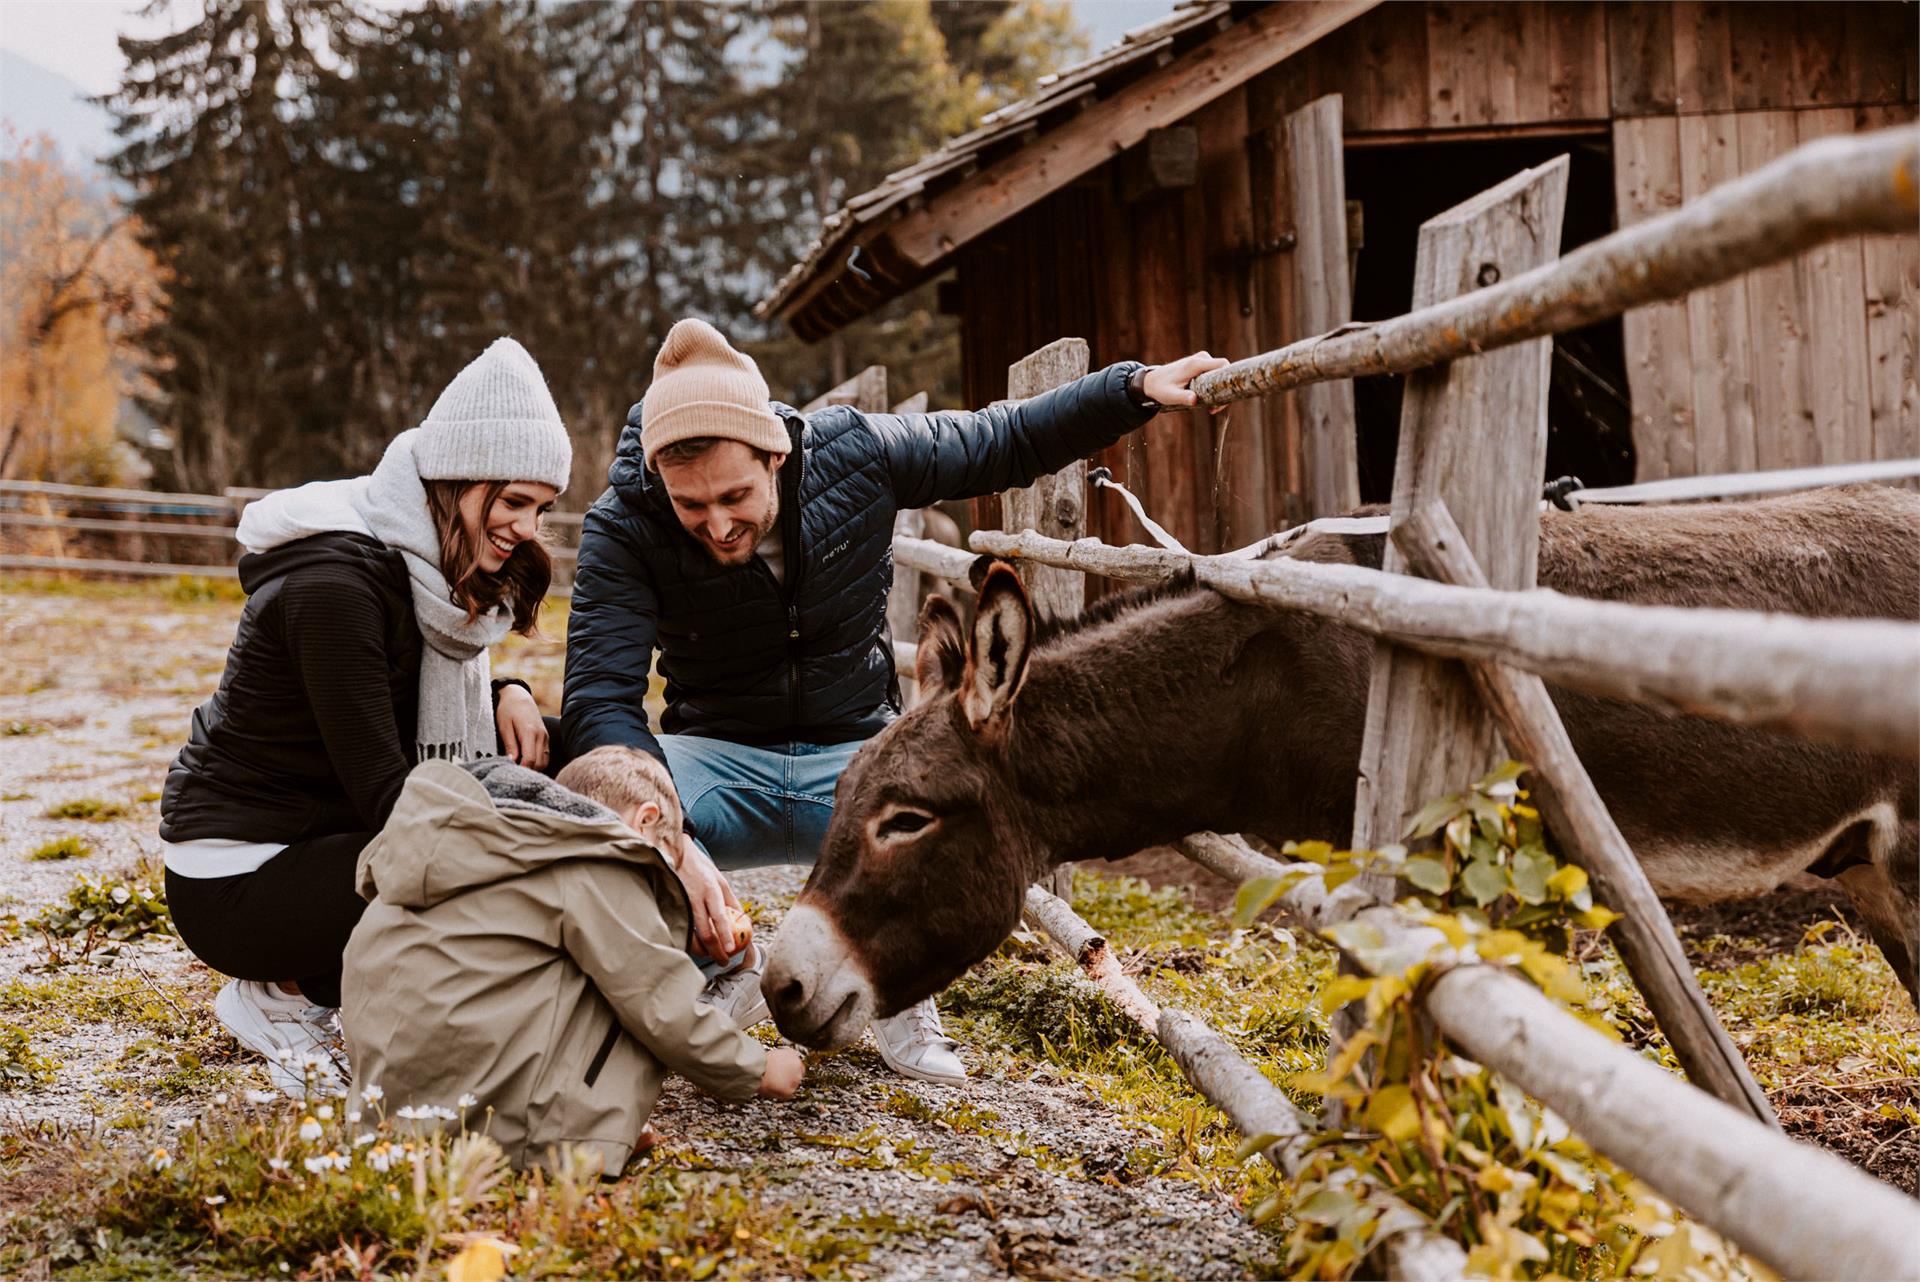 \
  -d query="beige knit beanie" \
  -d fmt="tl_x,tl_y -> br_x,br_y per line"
414,337 -> 572,491
640,319 -> 789,463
